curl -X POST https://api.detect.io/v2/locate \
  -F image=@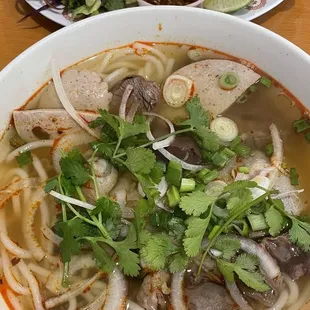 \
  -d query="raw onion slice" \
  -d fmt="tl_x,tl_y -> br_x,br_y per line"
171,271 -> 187,310
210,117 -> 238,143
145,112 -> 175,150
51,57 -> 100,139
163,74 -> 193,108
